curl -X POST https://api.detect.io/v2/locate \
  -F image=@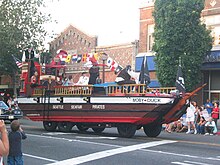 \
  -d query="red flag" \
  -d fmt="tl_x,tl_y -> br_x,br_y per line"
110,61 -> 118,71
